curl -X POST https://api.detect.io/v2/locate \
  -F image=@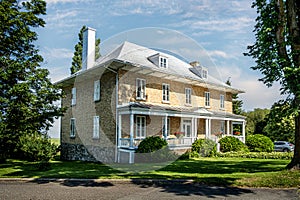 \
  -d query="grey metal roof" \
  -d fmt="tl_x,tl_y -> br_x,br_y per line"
95,41 -> 244,94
